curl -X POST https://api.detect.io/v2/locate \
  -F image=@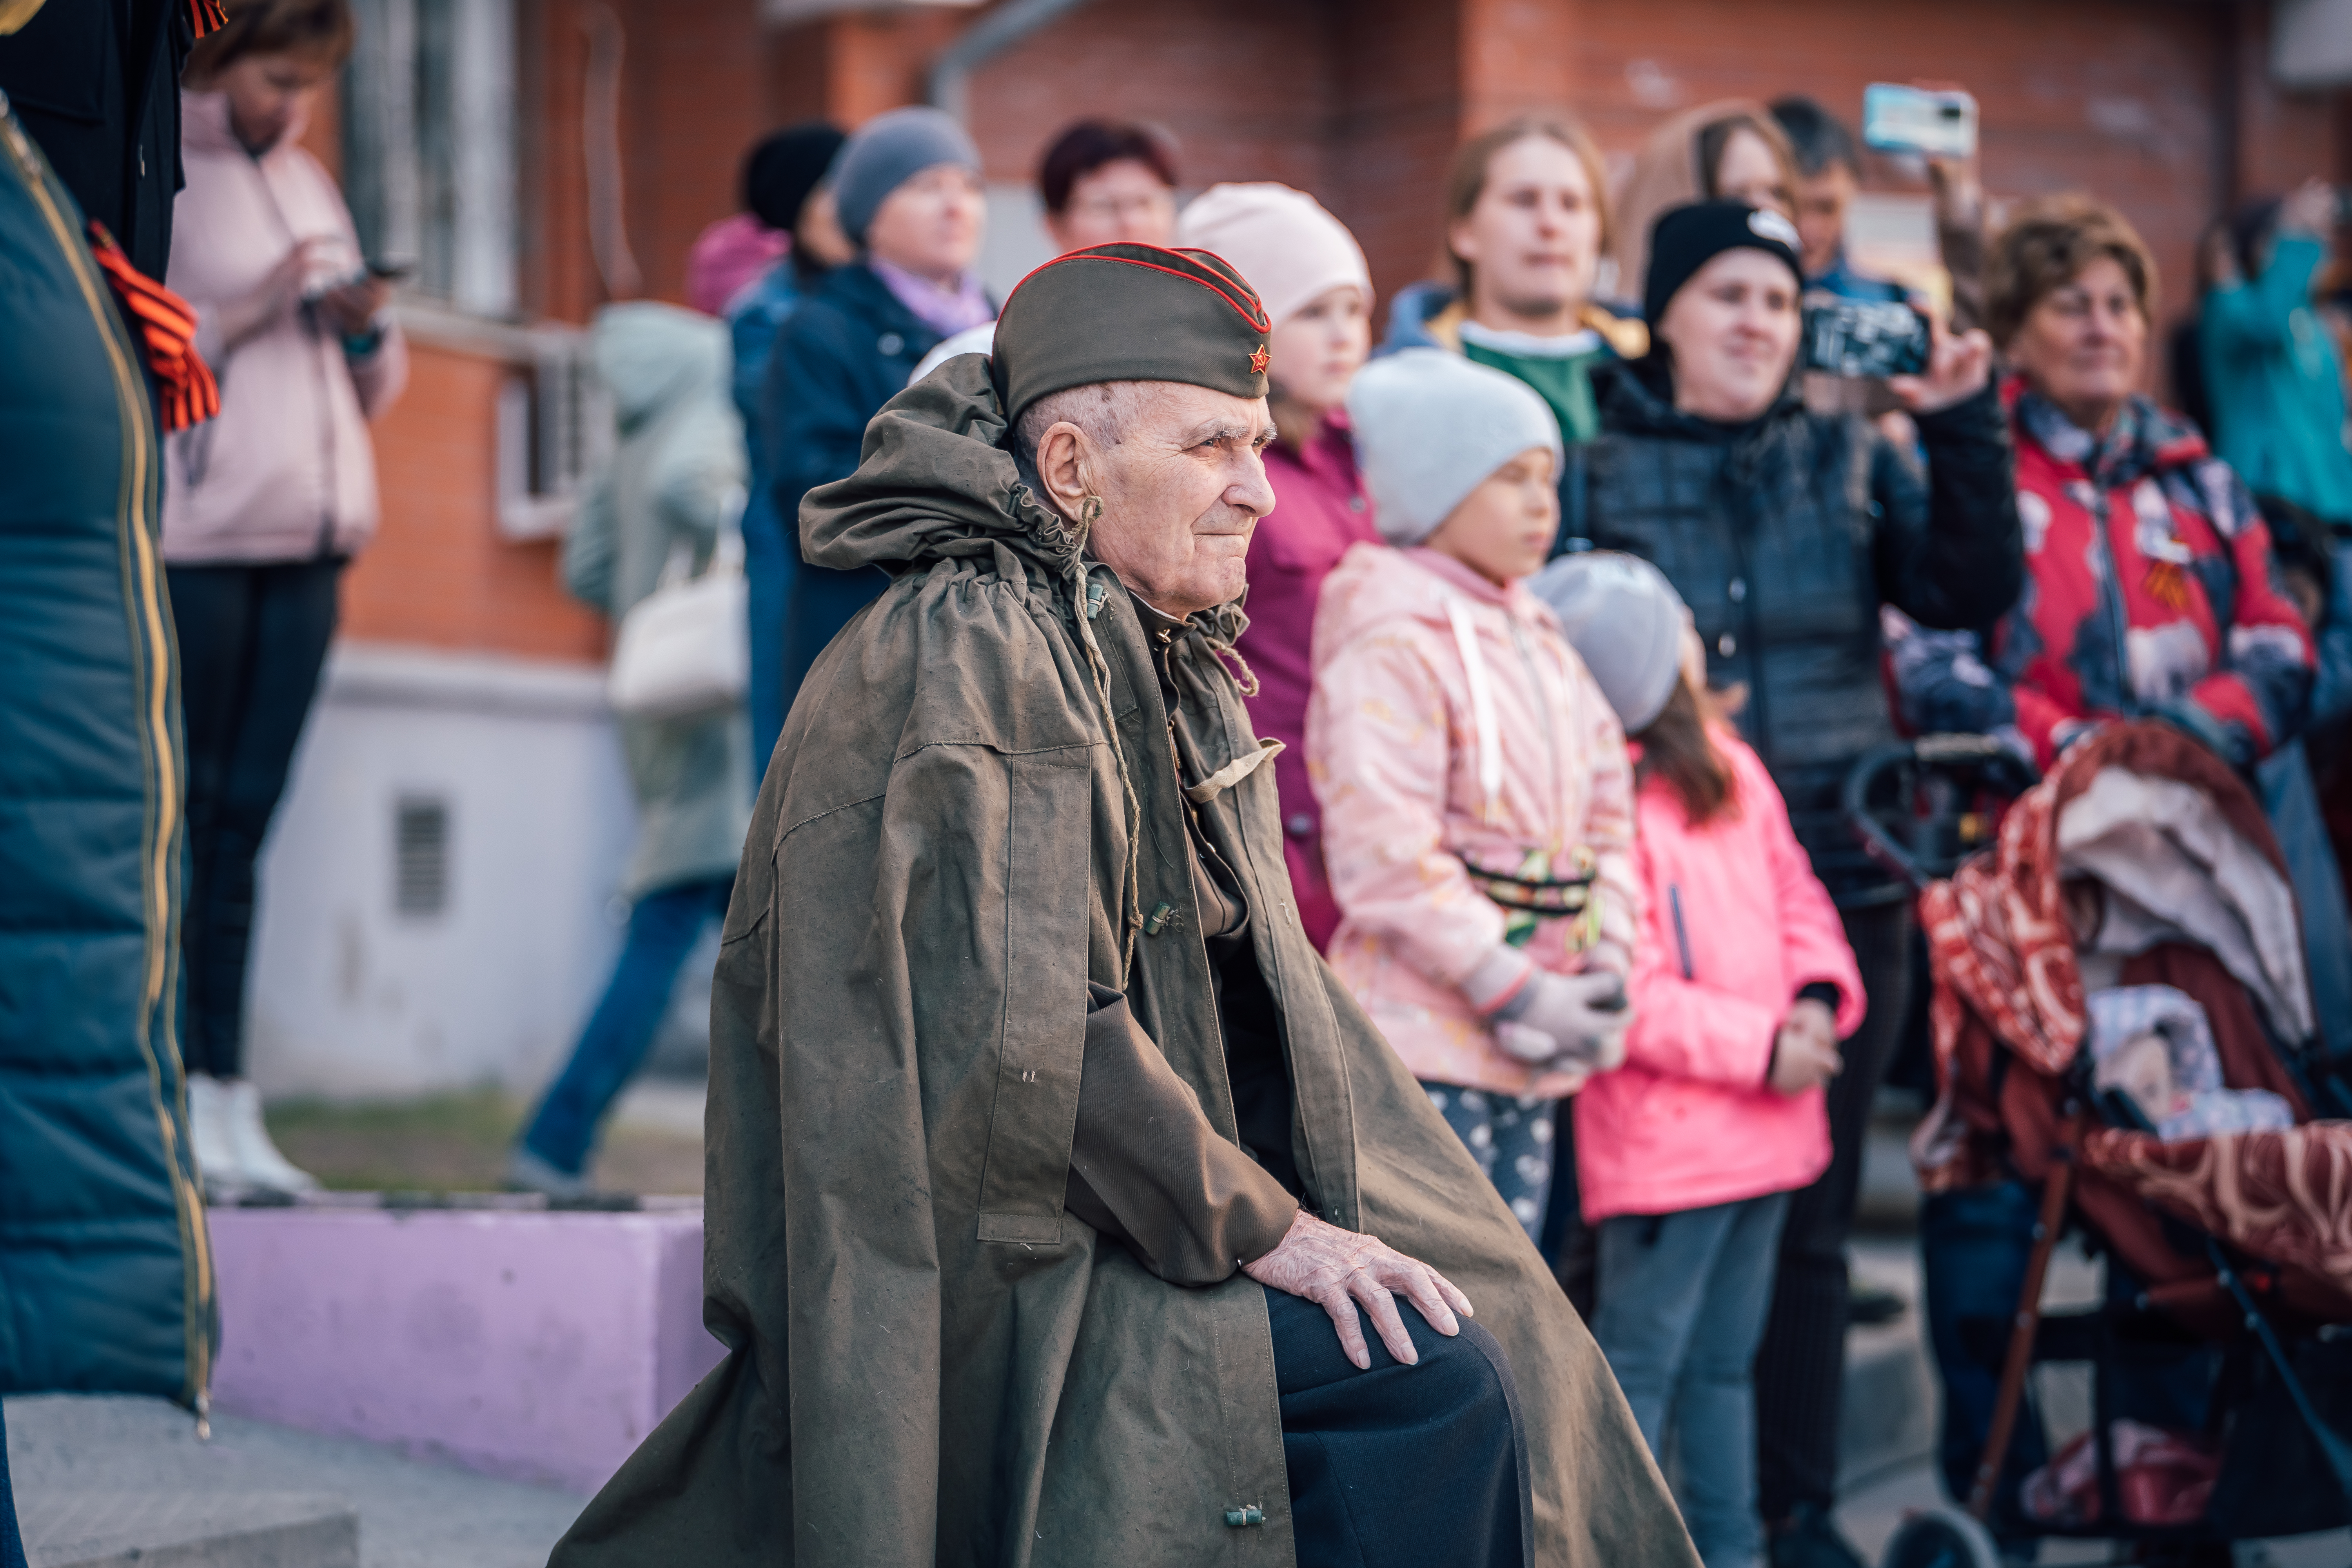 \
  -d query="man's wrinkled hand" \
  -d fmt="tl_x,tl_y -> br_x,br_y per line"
1241,1210 -> 1474,1371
